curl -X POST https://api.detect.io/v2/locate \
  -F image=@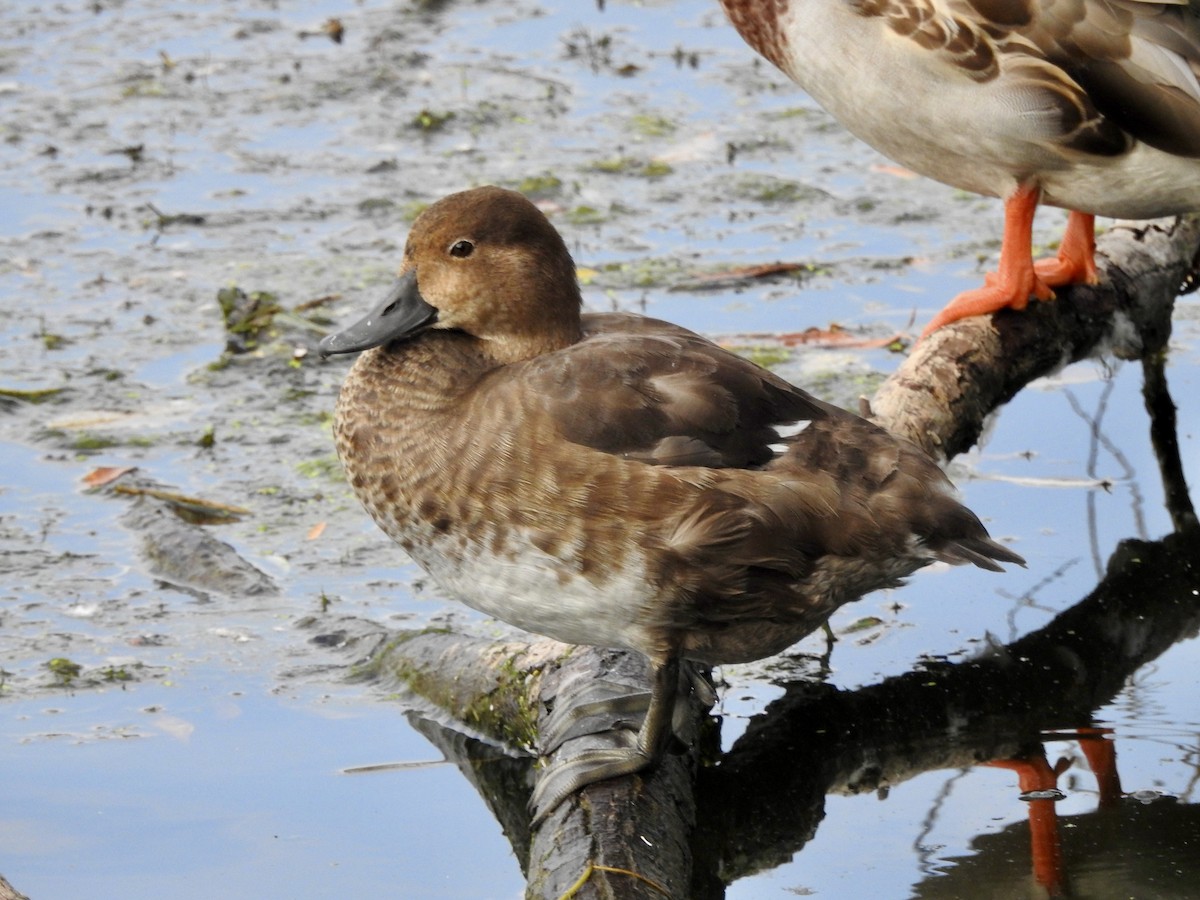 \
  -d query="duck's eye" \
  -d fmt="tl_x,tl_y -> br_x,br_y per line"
449,240 -> 474,258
